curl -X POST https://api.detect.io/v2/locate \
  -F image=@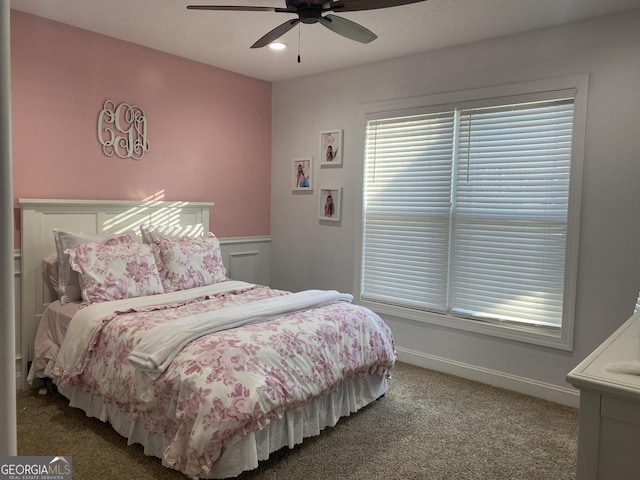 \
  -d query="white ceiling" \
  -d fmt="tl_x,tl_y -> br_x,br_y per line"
10,0 -> 640,82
